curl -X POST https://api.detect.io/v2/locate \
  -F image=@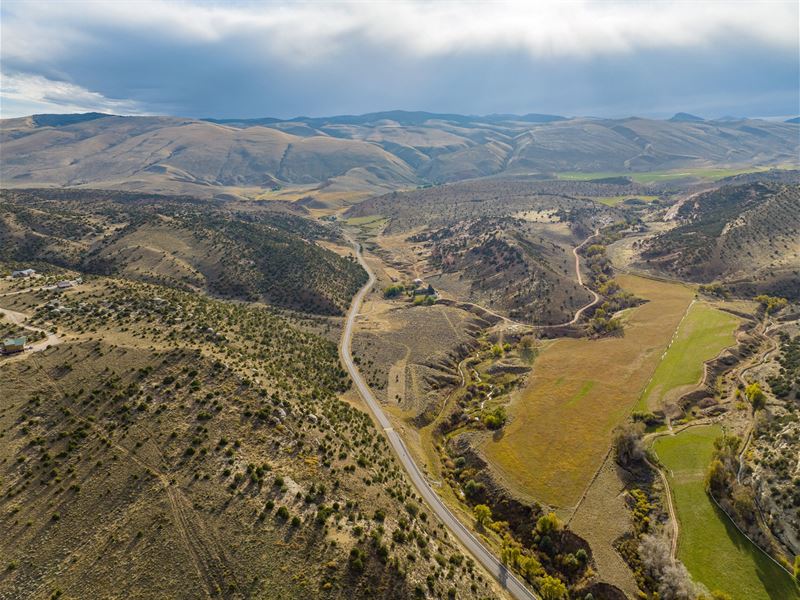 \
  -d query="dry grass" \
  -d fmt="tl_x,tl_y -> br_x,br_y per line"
0,276 -> 501,600
479,274 -> 695,508
588,195 -> 659,207
568,455 -> 639,597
